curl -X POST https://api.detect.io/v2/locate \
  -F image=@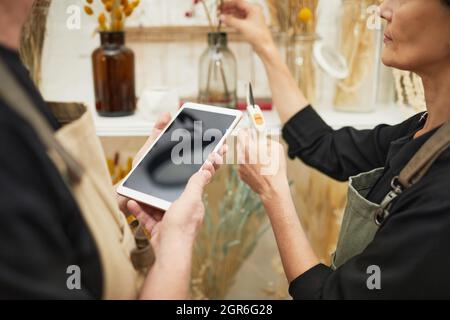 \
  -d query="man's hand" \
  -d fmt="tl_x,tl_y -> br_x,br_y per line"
126,148 -> 225,252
